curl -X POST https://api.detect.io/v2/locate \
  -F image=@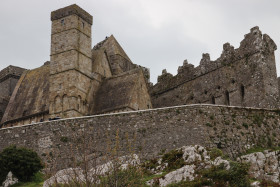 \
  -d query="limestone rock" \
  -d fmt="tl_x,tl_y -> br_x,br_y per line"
158,165 -> 196,186
181,145 -> 210,164
212,156 -> 230,170
43,168 -> 85,187
238,150 -> 280,183
2,172 -> 18,187
250,181 -> 261,187
44,154 -> 140,187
